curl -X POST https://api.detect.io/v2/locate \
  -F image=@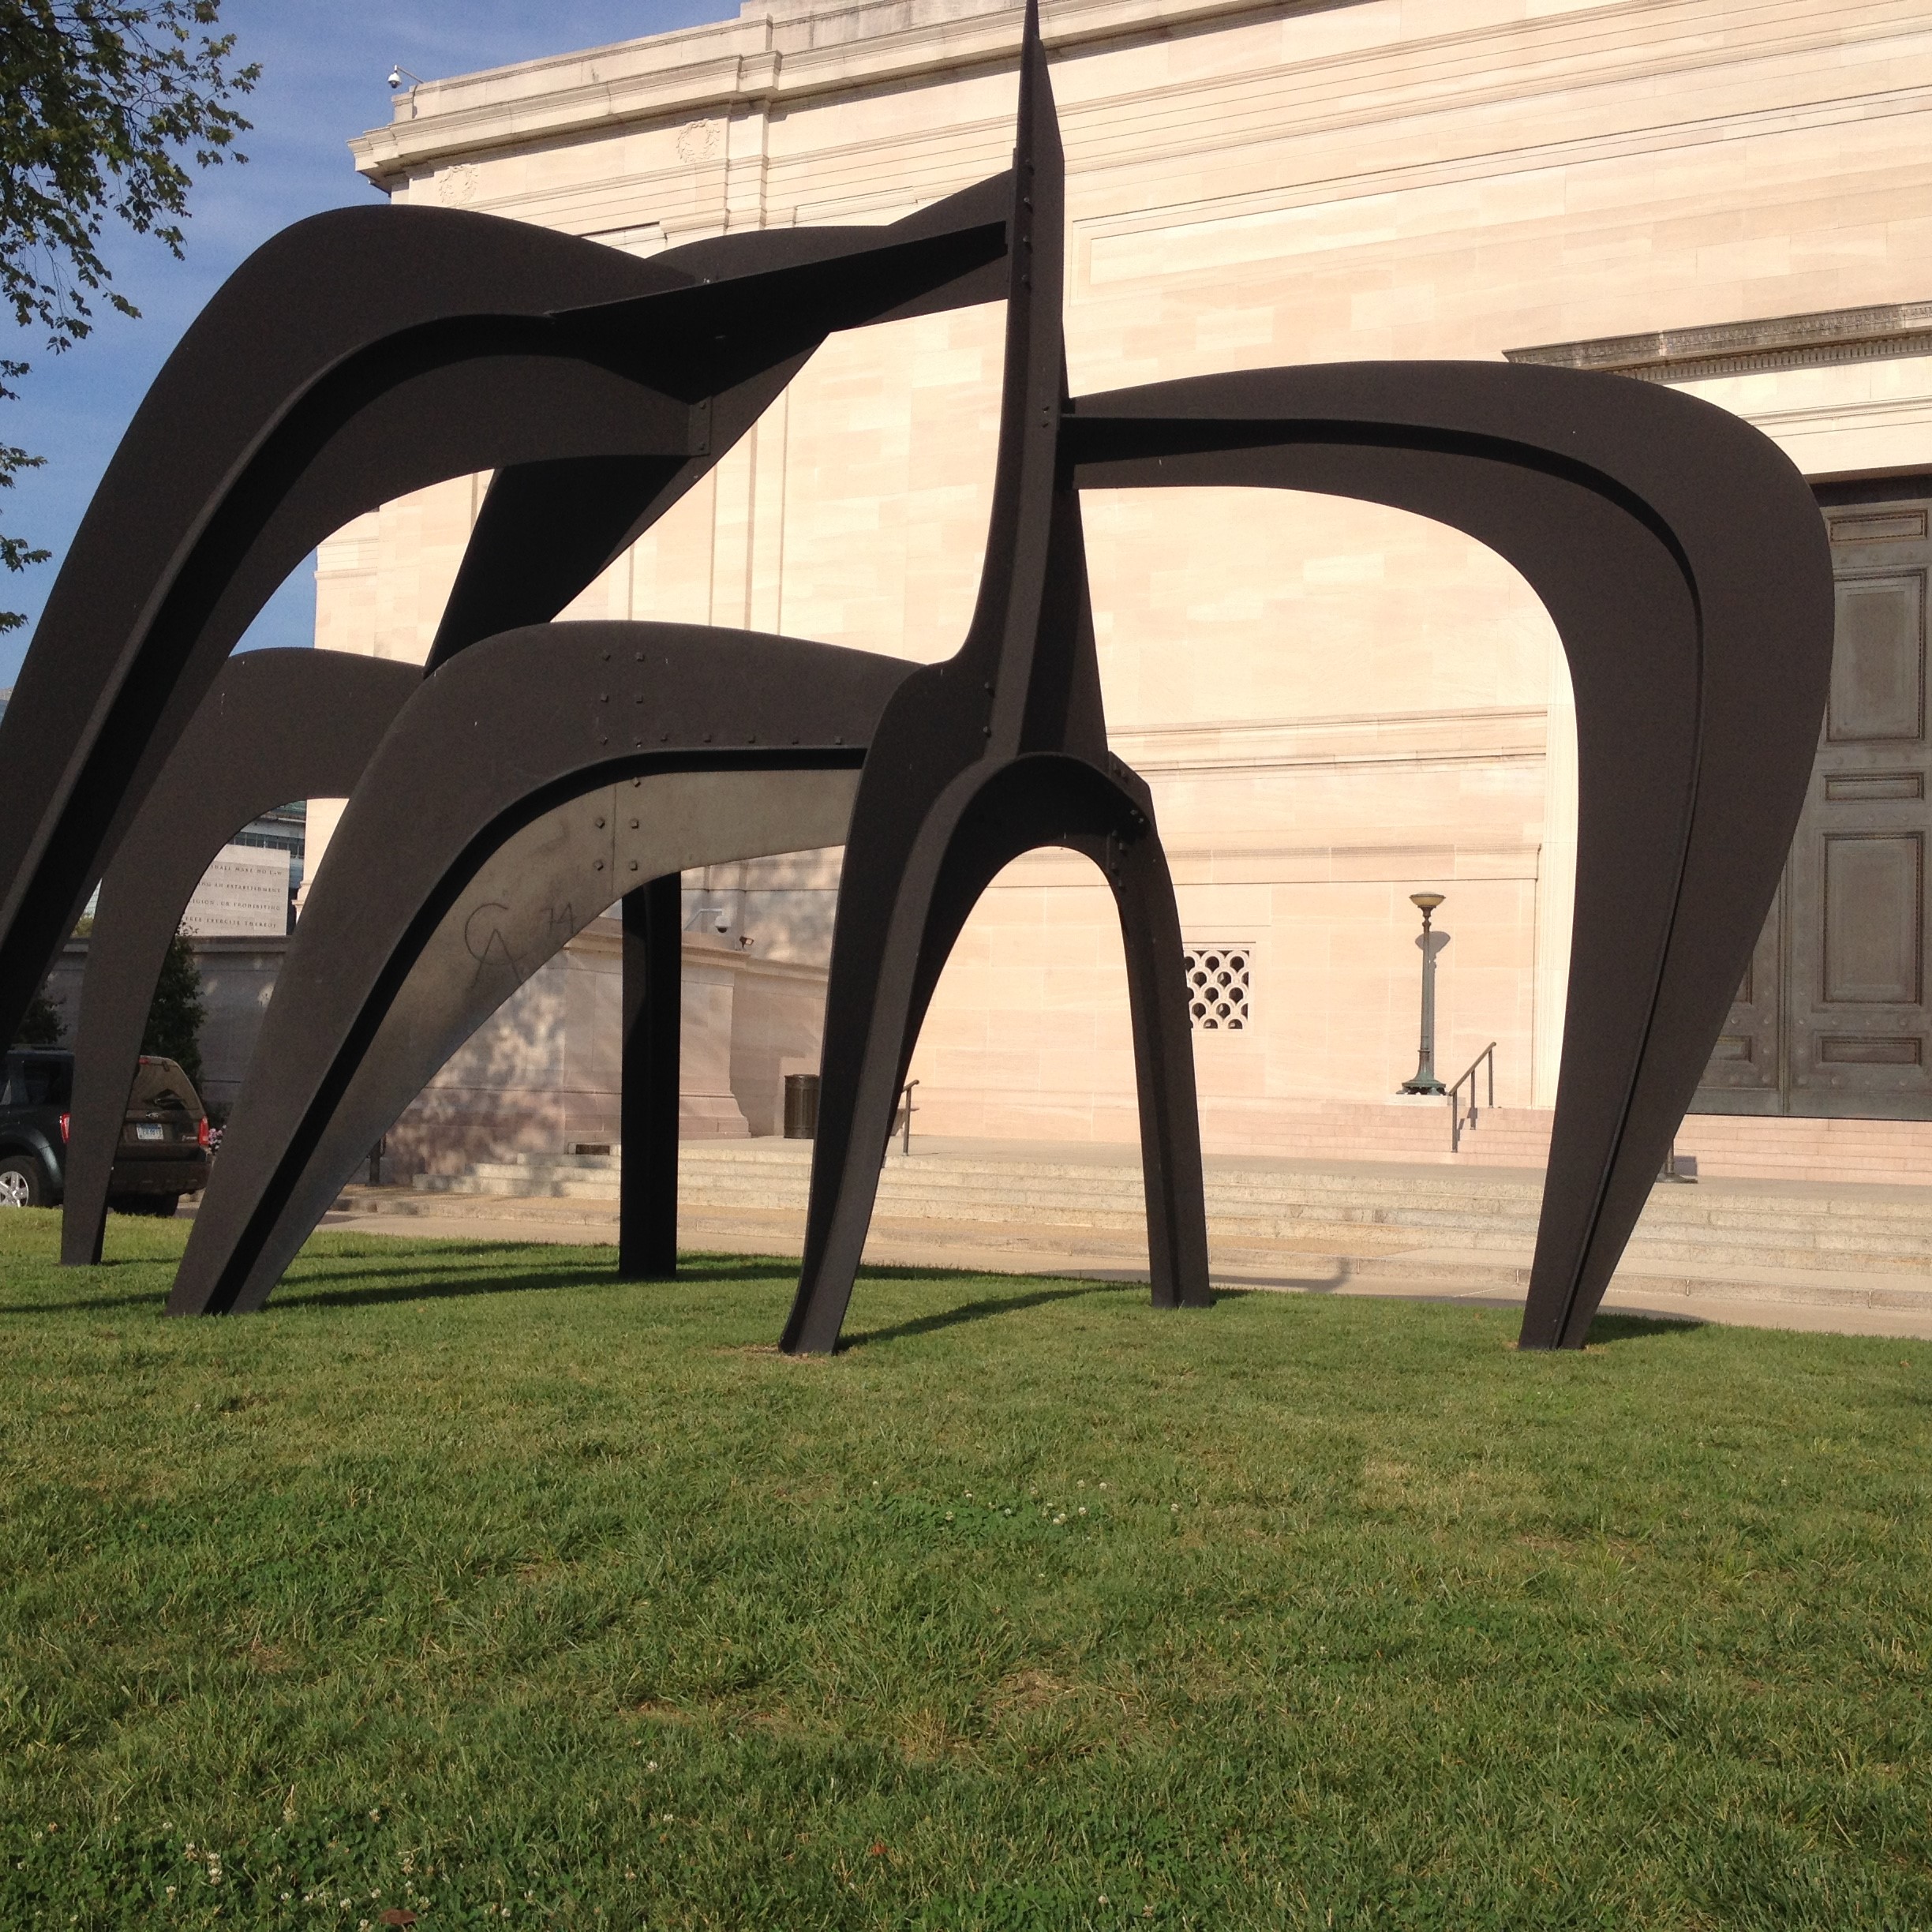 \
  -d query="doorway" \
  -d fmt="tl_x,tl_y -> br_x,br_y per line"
1694,491 -> 1932,1118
